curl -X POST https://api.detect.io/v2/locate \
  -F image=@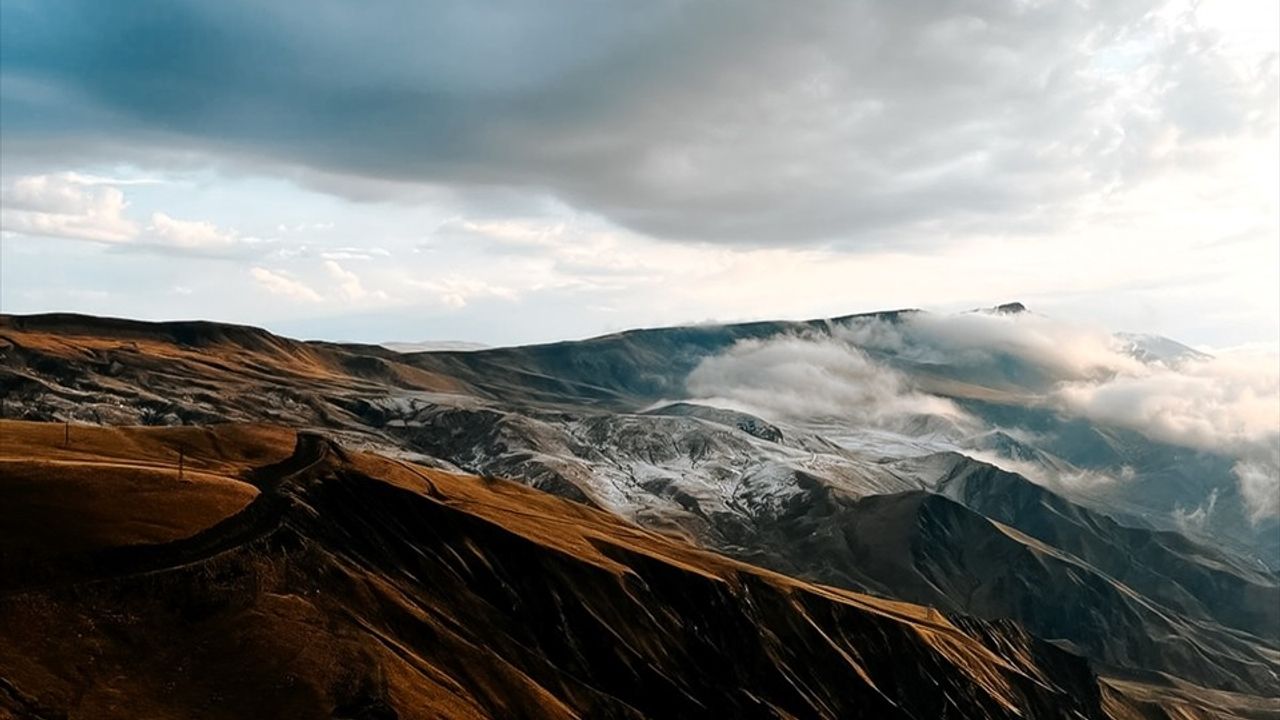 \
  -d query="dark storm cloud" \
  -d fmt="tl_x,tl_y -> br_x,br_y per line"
1,0 -> 1272,245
